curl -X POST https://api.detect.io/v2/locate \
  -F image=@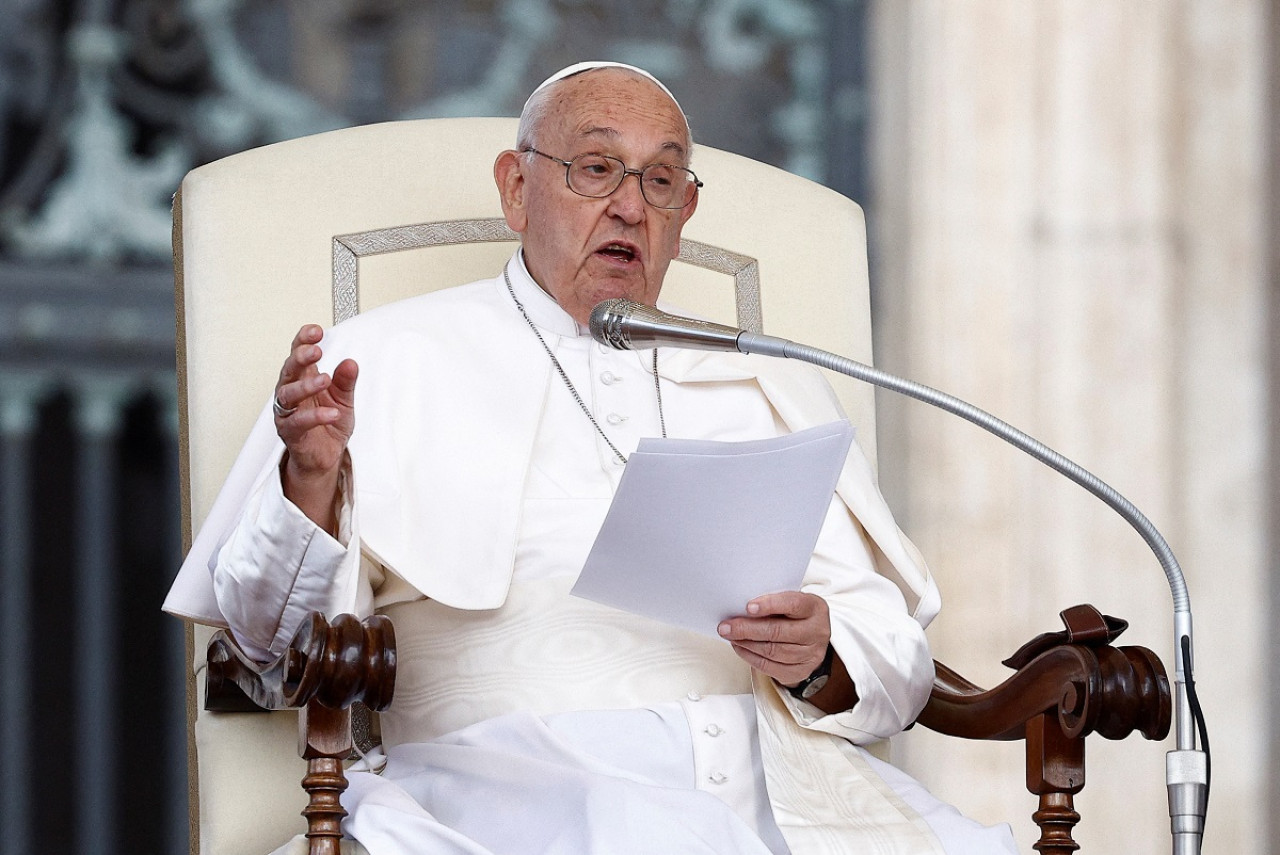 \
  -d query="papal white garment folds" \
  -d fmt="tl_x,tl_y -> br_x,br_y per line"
165,253 -> 1016,855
